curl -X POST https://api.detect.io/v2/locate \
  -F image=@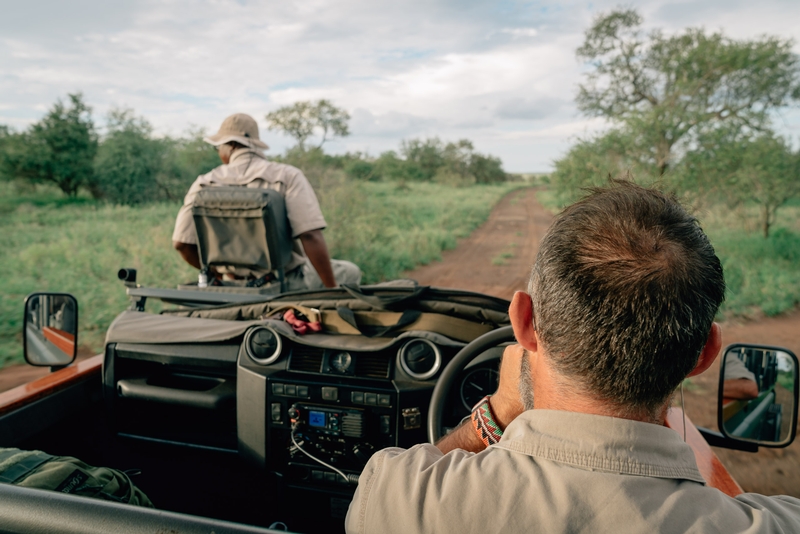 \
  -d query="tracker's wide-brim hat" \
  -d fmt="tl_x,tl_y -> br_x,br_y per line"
204,113 -> 269,150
